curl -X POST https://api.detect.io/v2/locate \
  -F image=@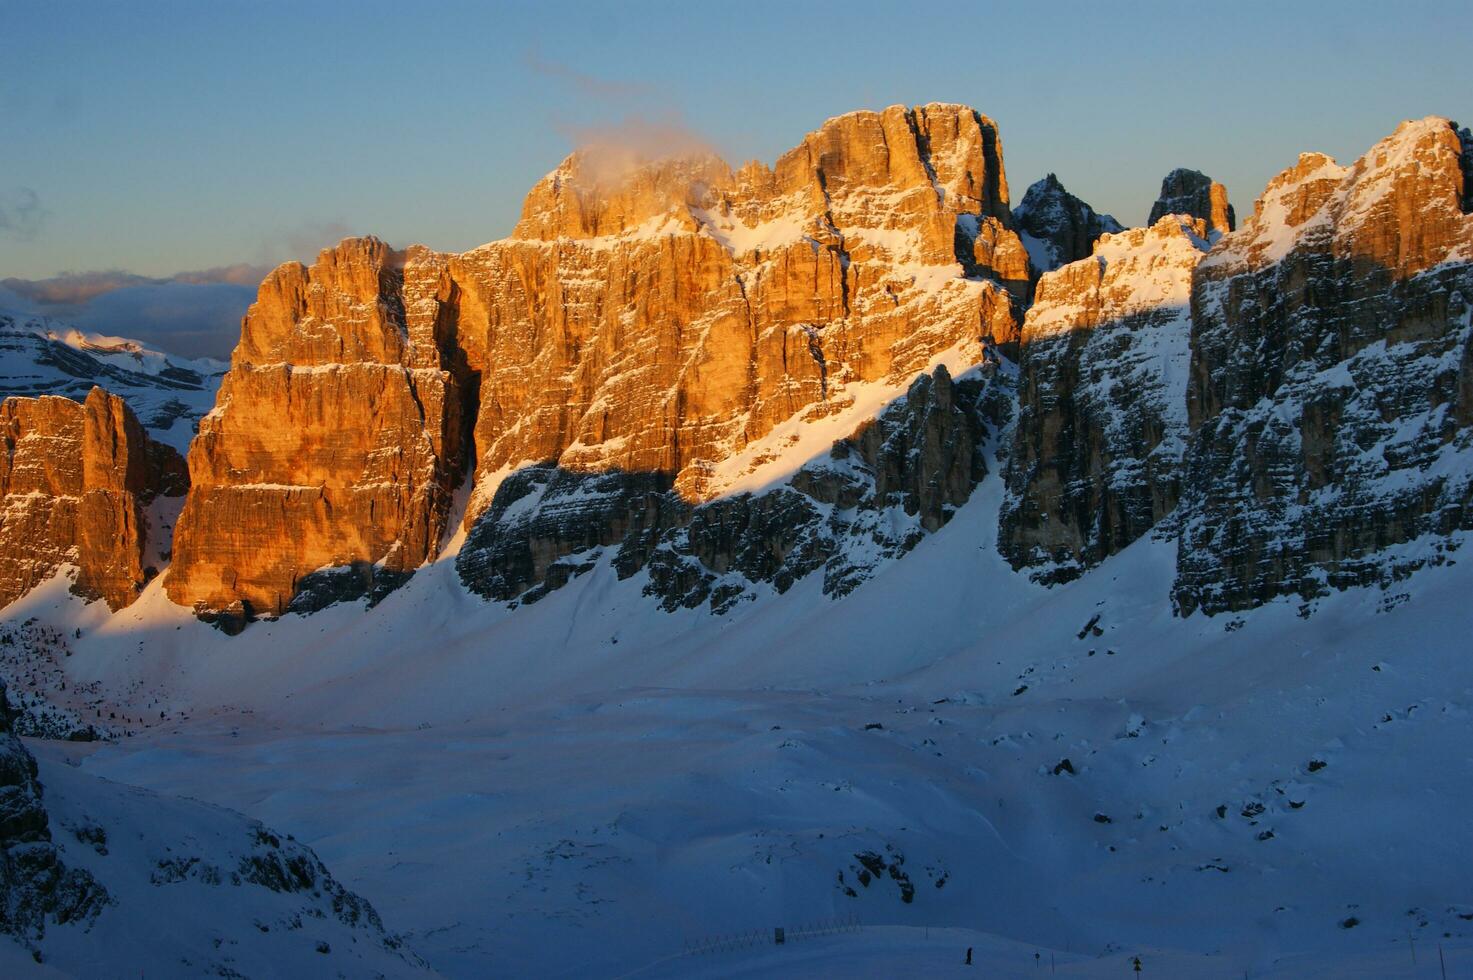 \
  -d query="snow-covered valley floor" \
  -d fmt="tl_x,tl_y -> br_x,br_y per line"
7,480 -> 1473,977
